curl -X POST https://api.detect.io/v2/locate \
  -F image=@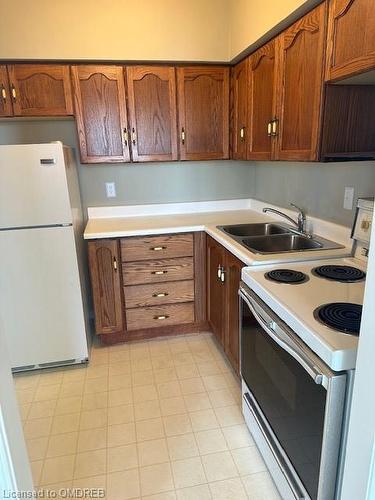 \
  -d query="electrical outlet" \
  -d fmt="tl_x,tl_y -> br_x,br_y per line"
343,187 -> 354,210
105,182 -> 116,198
